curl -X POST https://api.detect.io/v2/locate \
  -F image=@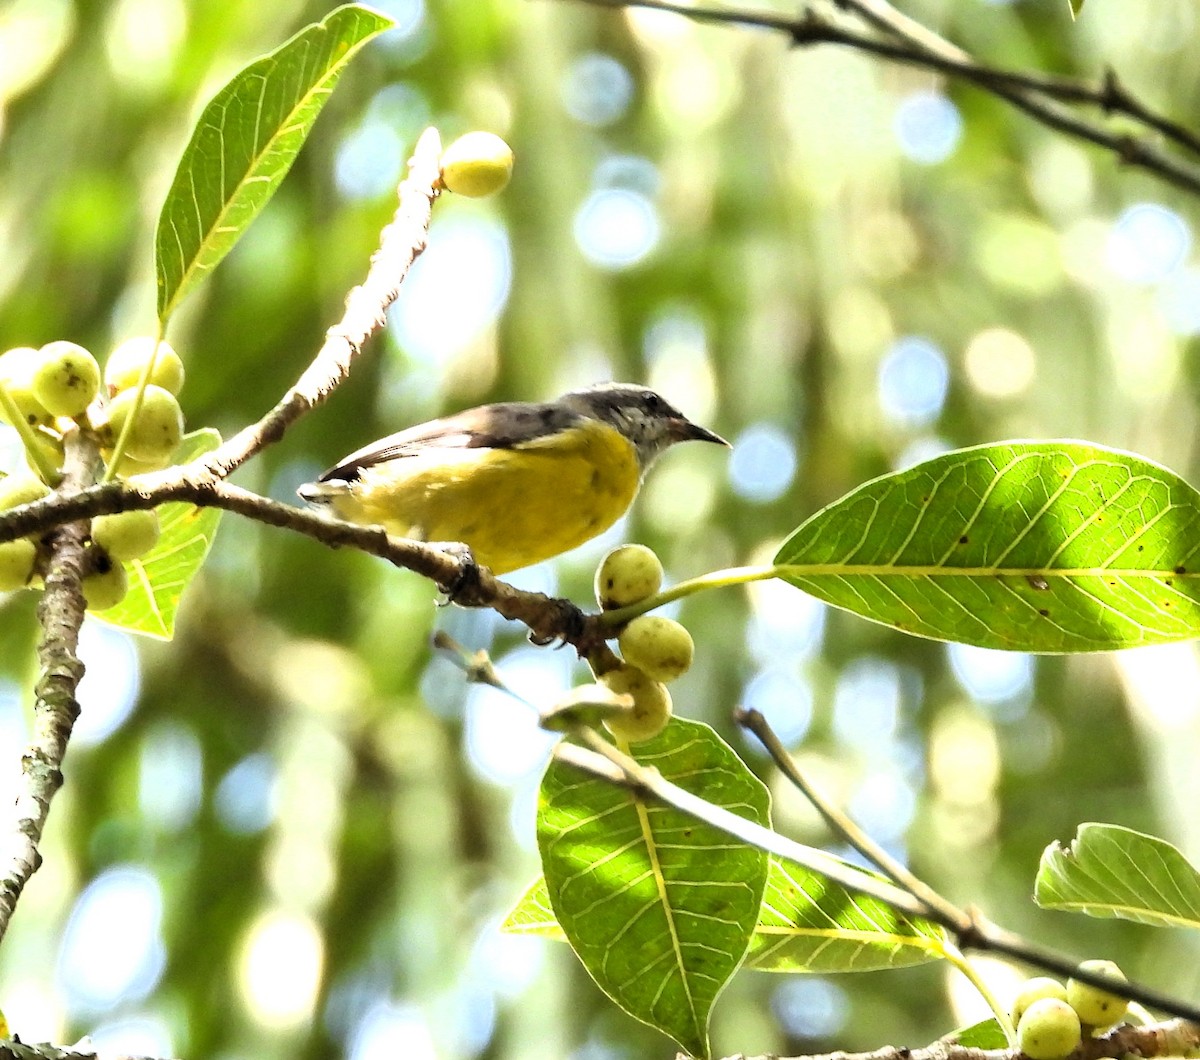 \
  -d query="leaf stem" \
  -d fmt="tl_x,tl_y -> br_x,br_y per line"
736,707 -> 967,928
598,564 -> 785,626
102,323 -> 167,484
0,381 -> 61,486
943,943 -> 1017,1046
